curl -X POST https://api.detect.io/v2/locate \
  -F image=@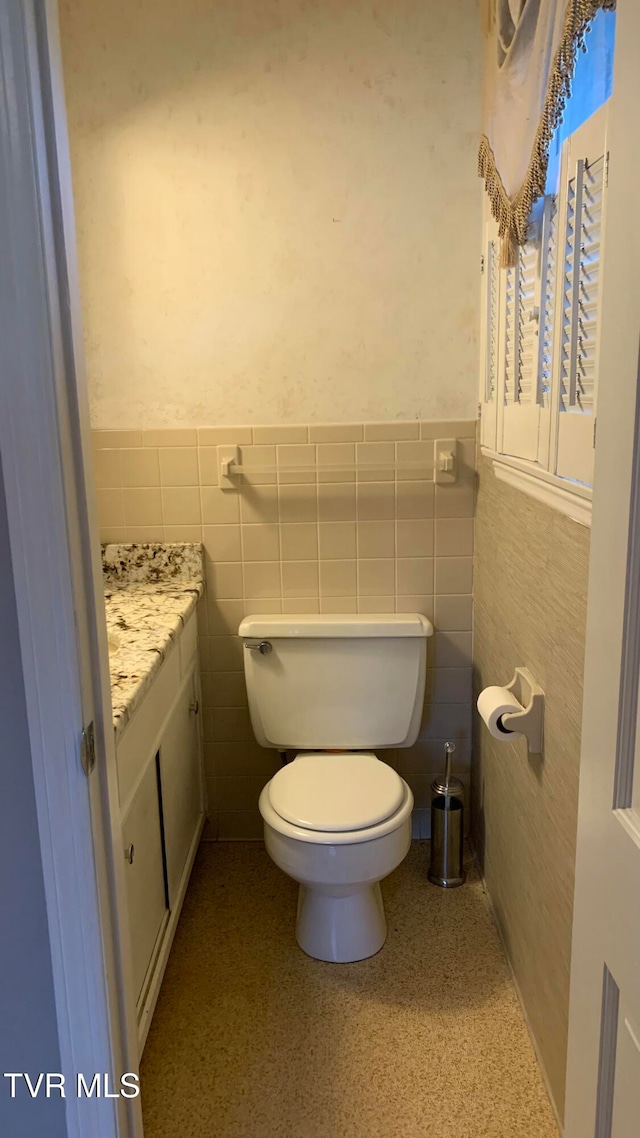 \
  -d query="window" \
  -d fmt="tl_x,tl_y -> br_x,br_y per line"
479,11 -> 615,525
